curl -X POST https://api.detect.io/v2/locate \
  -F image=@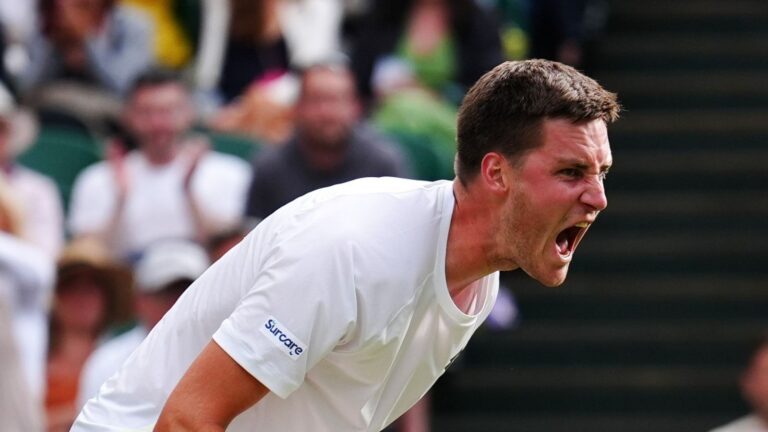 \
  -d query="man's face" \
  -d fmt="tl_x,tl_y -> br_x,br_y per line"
295,68 -> 360,149
126,83 -> 194,151
495,118 -> 612,287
